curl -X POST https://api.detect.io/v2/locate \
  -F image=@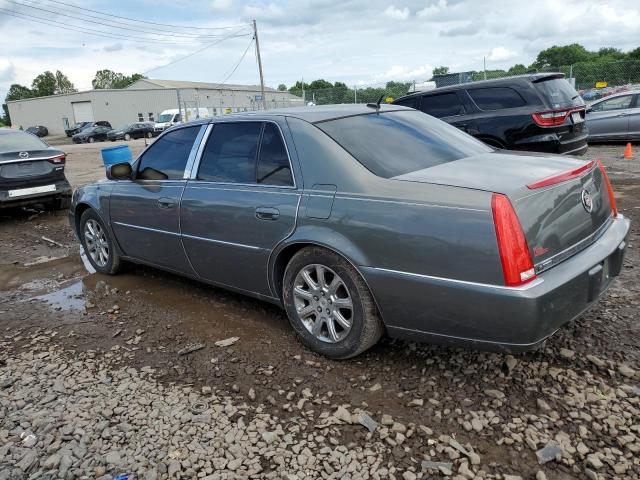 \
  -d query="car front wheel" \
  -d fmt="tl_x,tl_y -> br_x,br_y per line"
146,132 -> 153,138
79,209 -> 122,275
124,133 -> 131,141
88,137 -> 95,143
283,247 -> 383,359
